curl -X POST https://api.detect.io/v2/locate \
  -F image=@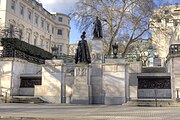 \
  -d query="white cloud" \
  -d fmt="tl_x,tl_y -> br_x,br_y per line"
40,0 -> 79,13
